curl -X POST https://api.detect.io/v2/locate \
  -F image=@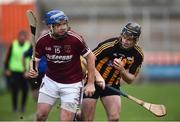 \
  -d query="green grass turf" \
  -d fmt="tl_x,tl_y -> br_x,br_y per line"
0,83 -> 180,121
